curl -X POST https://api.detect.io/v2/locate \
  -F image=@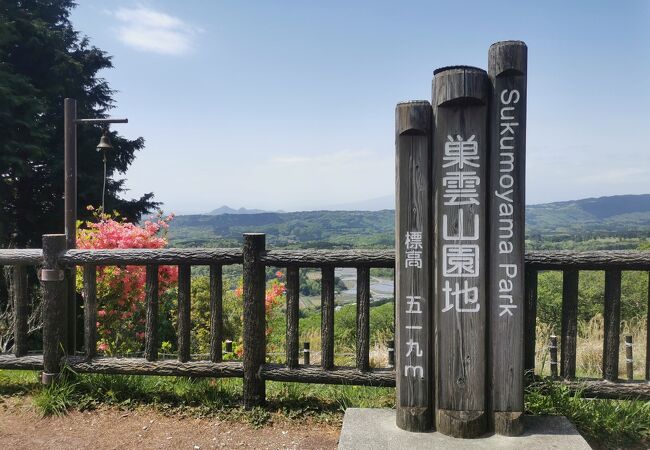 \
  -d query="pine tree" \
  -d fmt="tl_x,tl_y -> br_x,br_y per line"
0,0 -> 159,249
